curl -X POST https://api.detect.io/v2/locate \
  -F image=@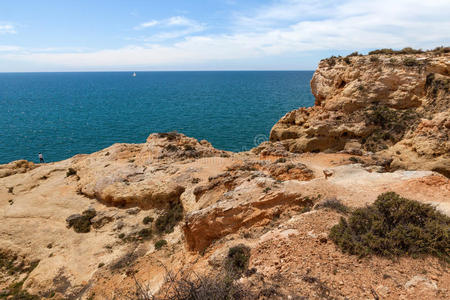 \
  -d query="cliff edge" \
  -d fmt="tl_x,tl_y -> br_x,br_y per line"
270,49 -> 450,177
